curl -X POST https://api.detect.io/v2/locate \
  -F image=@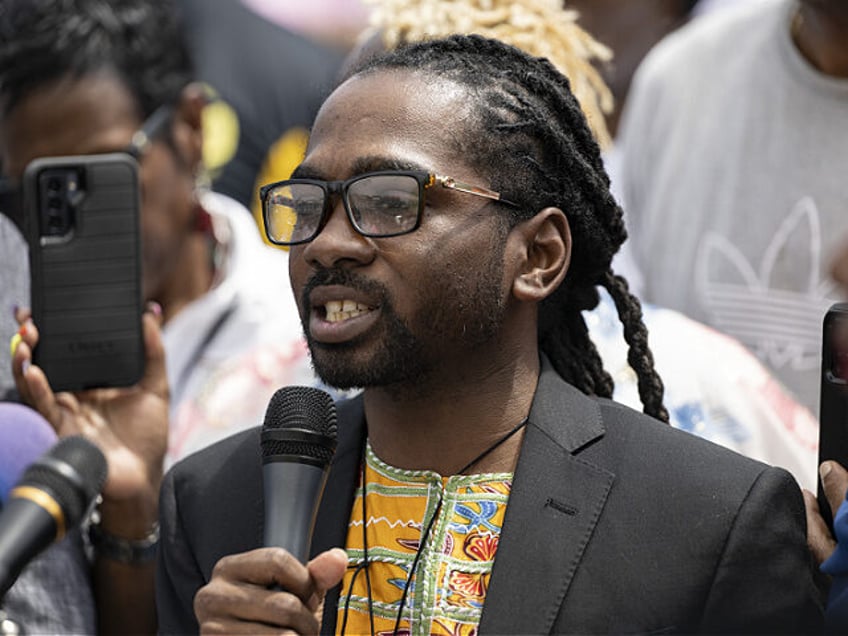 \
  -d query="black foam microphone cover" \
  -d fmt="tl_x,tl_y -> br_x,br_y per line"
261,386 -> 338,562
